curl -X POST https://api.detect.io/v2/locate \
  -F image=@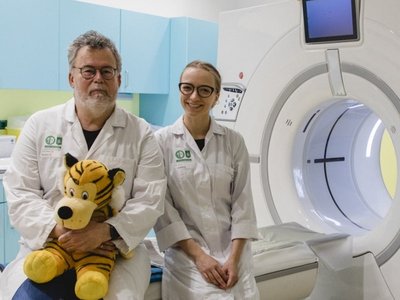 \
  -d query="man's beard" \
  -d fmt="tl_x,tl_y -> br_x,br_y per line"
83,95 -> 114,117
